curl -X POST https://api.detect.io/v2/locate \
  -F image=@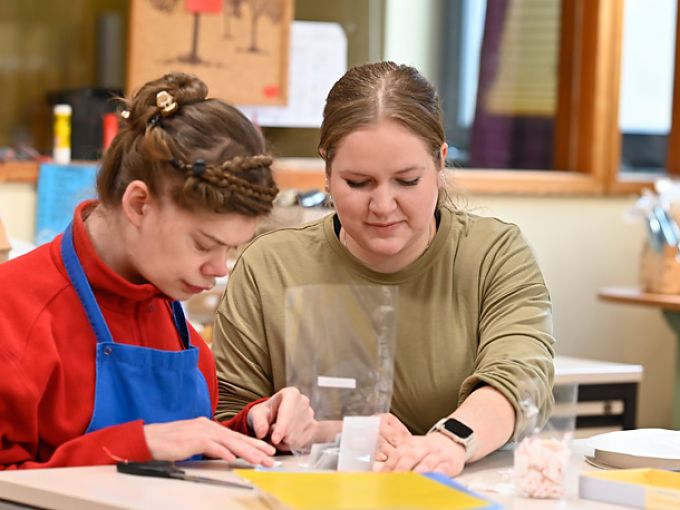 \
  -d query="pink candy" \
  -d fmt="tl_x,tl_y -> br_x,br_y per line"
514,436 -> 571,499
